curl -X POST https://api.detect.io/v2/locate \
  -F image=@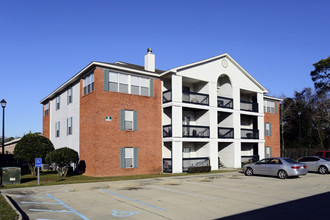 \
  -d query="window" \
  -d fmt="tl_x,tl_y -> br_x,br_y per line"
56,96 -> 60,110
67,117 -> 73,135
265,123 -> 272,136
55,121 -> 60,137
120,110 -> 138,131
108,72 -> 150,96
44,103 -> 49,116
67,87 -> 73,104
264,100 -> 276,114
265,146 -> 272,158
124,110 -> 133,130
183,147 -> 190,158
120,147 -> 138,168
83,73 -> 94,95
